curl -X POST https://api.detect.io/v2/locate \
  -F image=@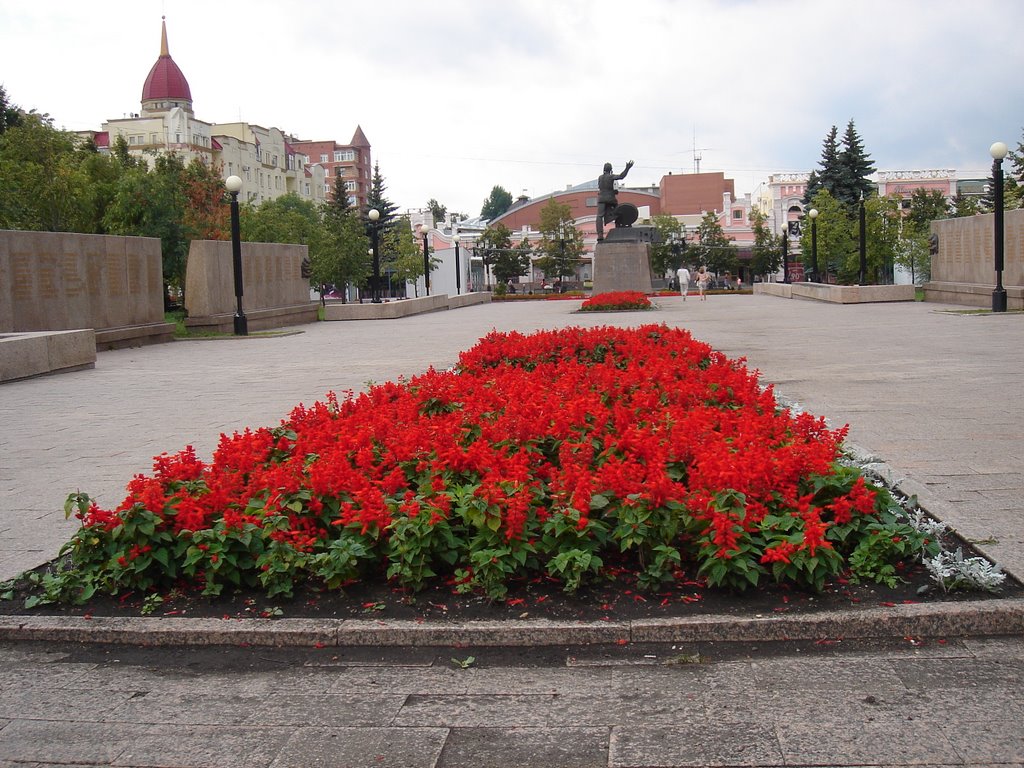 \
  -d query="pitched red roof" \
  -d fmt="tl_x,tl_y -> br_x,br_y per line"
349,125 -> 370,147
141,19 -> 192,103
